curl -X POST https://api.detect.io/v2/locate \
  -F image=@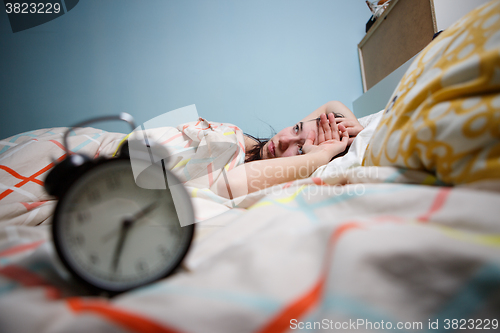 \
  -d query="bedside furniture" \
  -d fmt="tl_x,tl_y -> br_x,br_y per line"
358,0 -> 435,93
353,0 -> 491,117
